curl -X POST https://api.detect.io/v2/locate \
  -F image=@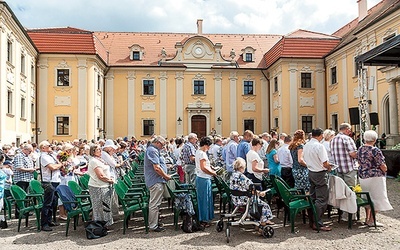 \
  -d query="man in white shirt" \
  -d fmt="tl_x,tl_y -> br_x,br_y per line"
258,132 -> 270,167
277,134 -> 294,187
303,128 -> 332,232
